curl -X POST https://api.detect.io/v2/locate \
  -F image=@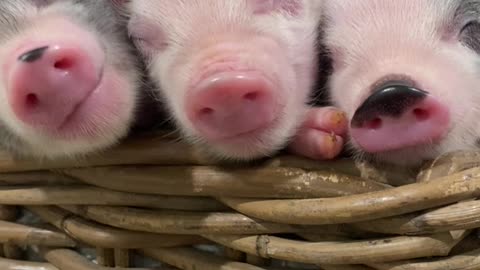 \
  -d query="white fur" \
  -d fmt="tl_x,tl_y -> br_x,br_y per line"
0,1 -> 139,159
323,0 -> 480,166
128,0 -> 322,160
